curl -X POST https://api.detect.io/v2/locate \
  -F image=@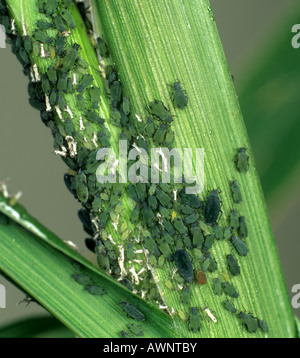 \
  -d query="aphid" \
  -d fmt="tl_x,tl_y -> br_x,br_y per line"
90,86 -> 101,109
147,195 -> 158,210
207,254 -> 218,273
142,203 -> 155,227
222,282 -> 239,298
45,0 -> 58,16
77,57 -> 89,70
62,0 -> 74,8
184,213 -> 199,225
153,123 -> 167,144
227,254 -> 240,276
238,312 -> 258,333
201,257 -> 210,272
53,15 -> 66,32
36,20 -> 53,30
47,66 -> 57,84
49,88 -> 58,106
86,110 -> 104,125
85,285 -> 106,296
57,73 -> 68,92
163,219 -> 176,235
231,235 -> 248,257
213,278 -> 222,296
174,249 -> 194,283
121,302 -> 145,321
77,74 -> 94,93
99,212 -> 109,228
223,300 -> 237,314
61,43 -> 80,71
173,218 -> 188,235
203,307 -> 218,323
224,226 -> 231,241
158,241 -> 173,261
203,234 -> 215,253
110,108 -> 121,126
78,209 -> 93,235
193,248 -> 204,261
37,0 -> 45,13
24,36 -> 32,55
149,100 -> 172,123
120,278 -> 134,292
18,48 -> 30,65
239,216 -> 248,238
235,147 -> 250,173
61,9 -> 76,29
58,95 -> 66,109
95,240 -> 110,272
127,323 -> 143,337
230,209 -> 239,232
110,80 -> 122,107
120,330 -> 131,338
180,286 -> 190,305
72,273 -> 93,286
145,118 -> 155,136
204,189 -> 221,225
33,30 -> 52,44
258,319 -> 269,333
55,36 -> 66,56
156,189 -> 172,208
77,94 -> 86,111
65,118 -> 73,136
164,129 -> 174,147
178,310 -> 187,322
158,254 -> 165,268
197,270 -> 207,285
171,81 -> 188,109
75,171 -> 89,203
84,238 -> 96,253
126,243 -> 135,261
55,130 -> 64,146
231,180 -> 242,204
189,307 -> 201,332
191,227 -> 204,248
213,224 -> 223,240
122,97 -> 130,115
97,37 -> 109,58
162,231 -> 174,246
143,237 -> 160,256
